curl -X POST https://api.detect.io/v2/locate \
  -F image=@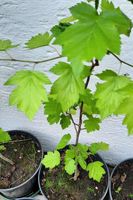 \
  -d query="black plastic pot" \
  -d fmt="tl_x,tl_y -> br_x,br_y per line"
38,152 -> 110,200
0,130 -> 43,199
109,158 -> 133,200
